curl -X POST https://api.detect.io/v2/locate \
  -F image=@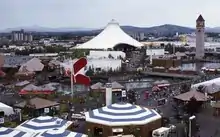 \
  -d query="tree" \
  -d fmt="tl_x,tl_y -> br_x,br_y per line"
86,67 -> 94,76
181,84 -> 190,93
108,68 -> 113,73
185,97 -> 200,115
